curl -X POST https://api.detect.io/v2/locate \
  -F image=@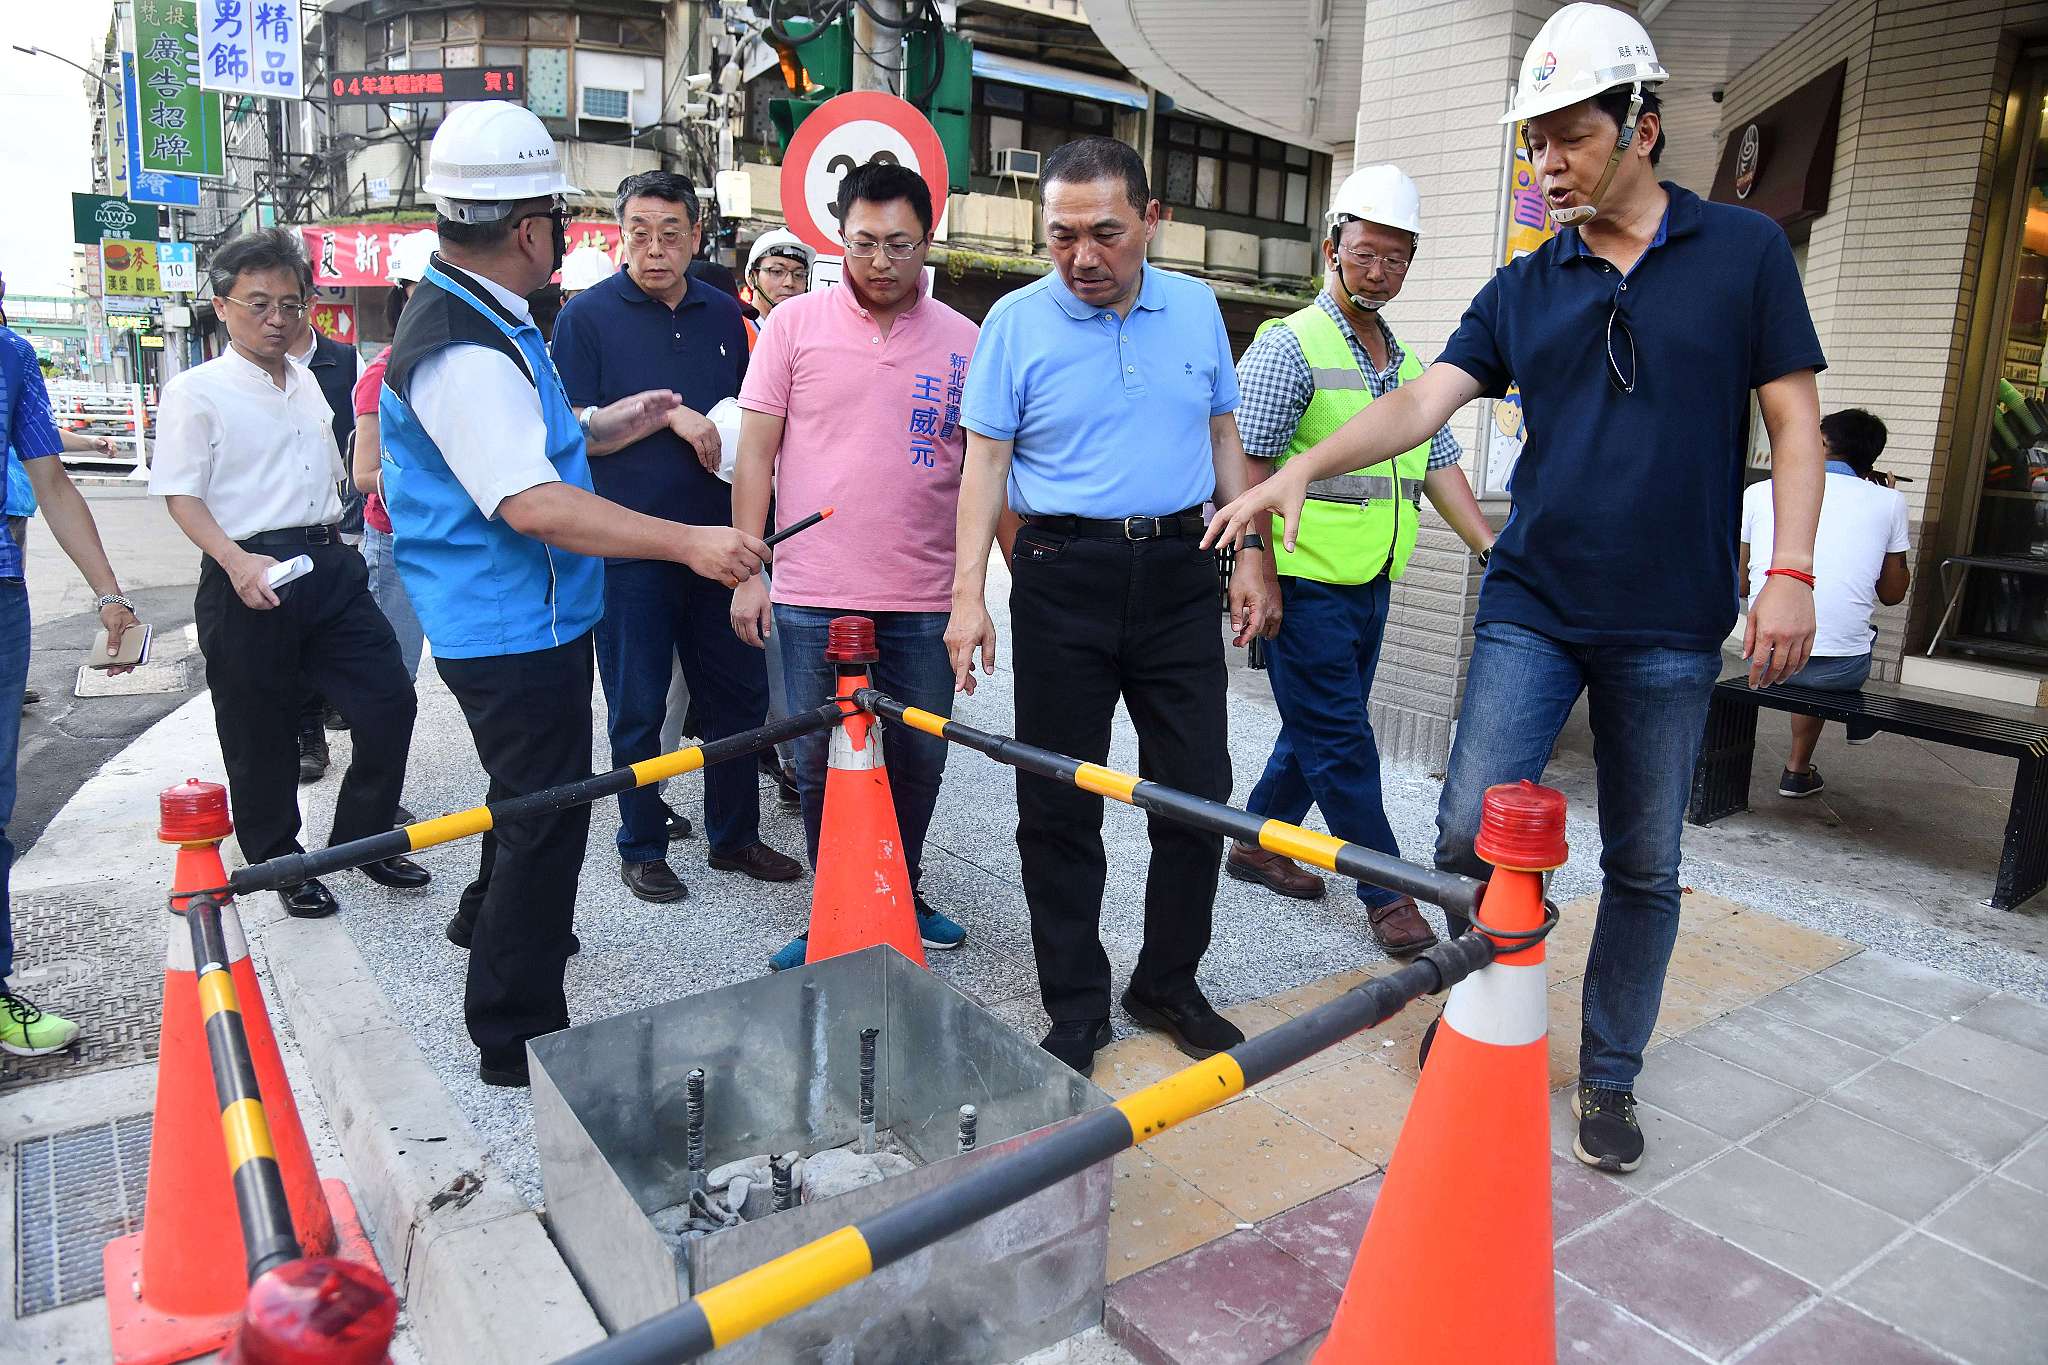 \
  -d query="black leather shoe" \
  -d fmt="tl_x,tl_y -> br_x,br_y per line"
658,798 -> 694,842
361,856 -> 430,890
1040,1018 -> 1113,1076
393,805 -> 415,827
1121,987 -> 1244,1059
479,1057 -> 530,1088
707,842 -> 803,883
280,879 -> 338,919
446,912 -> 578,956
622,859 -> 689,903
774,764 -> 801,811
297,730 -> 329,784
323,704 -> 350,732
